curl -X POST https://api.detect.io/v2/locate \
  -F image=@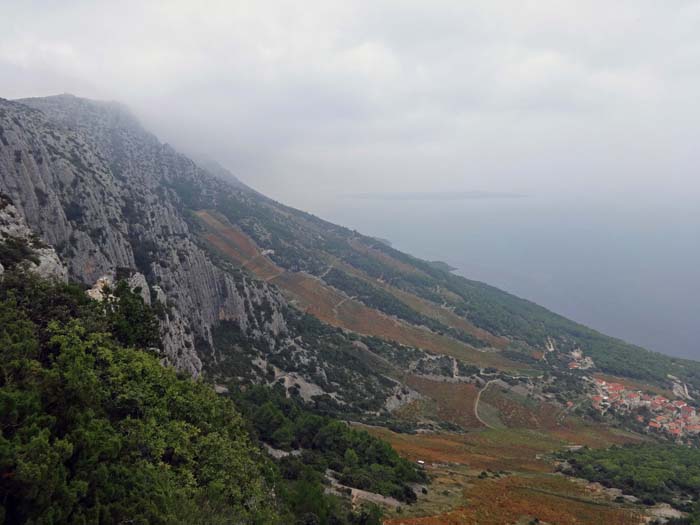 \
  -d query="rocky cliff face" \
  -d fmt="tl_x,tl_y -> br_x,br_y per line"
0,192 -> 67,281
0,95 -> 293,377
